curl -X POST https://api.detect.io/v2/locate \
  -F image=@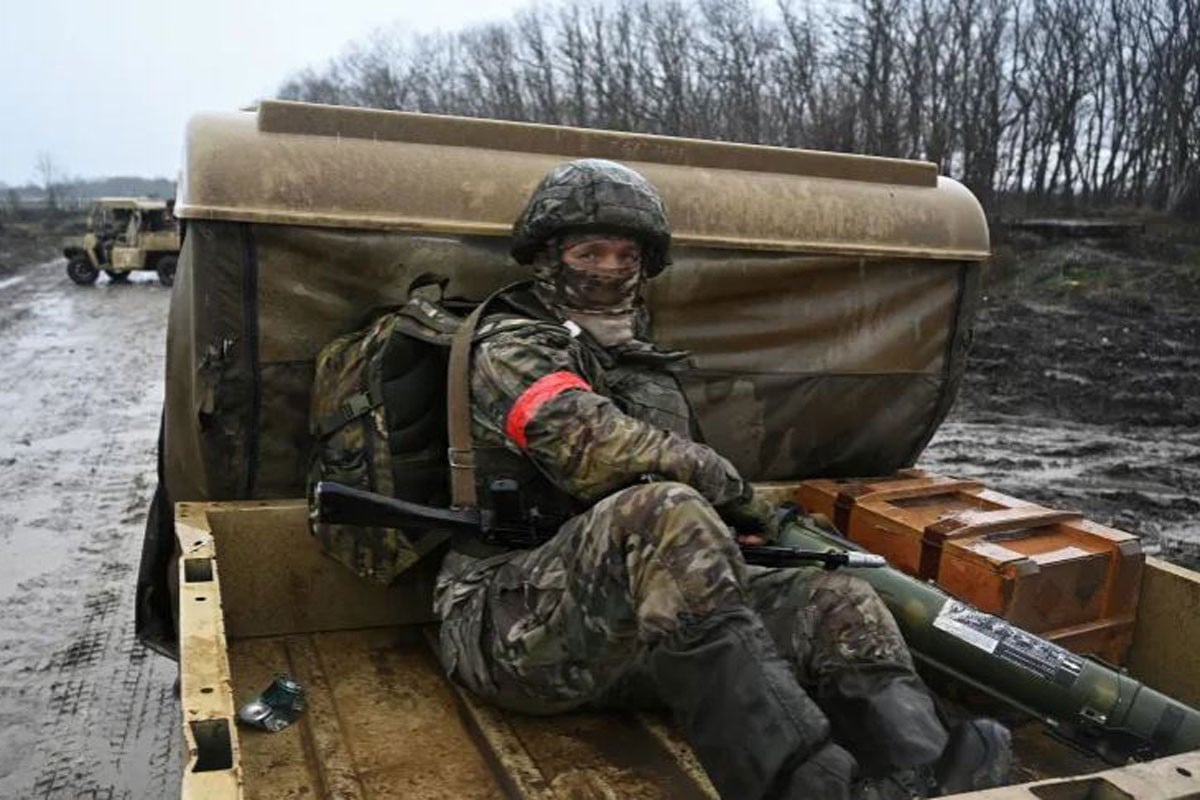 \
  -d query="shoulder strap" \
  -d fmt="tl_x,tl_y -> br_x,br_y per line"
447,284 -> 524,509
